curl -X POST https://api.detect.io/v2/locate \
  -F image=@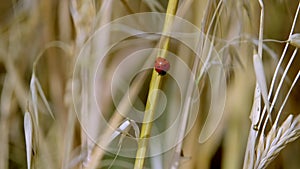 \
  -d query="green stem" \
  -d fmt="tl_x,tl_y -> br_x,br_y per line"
133,0 -> 178,168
